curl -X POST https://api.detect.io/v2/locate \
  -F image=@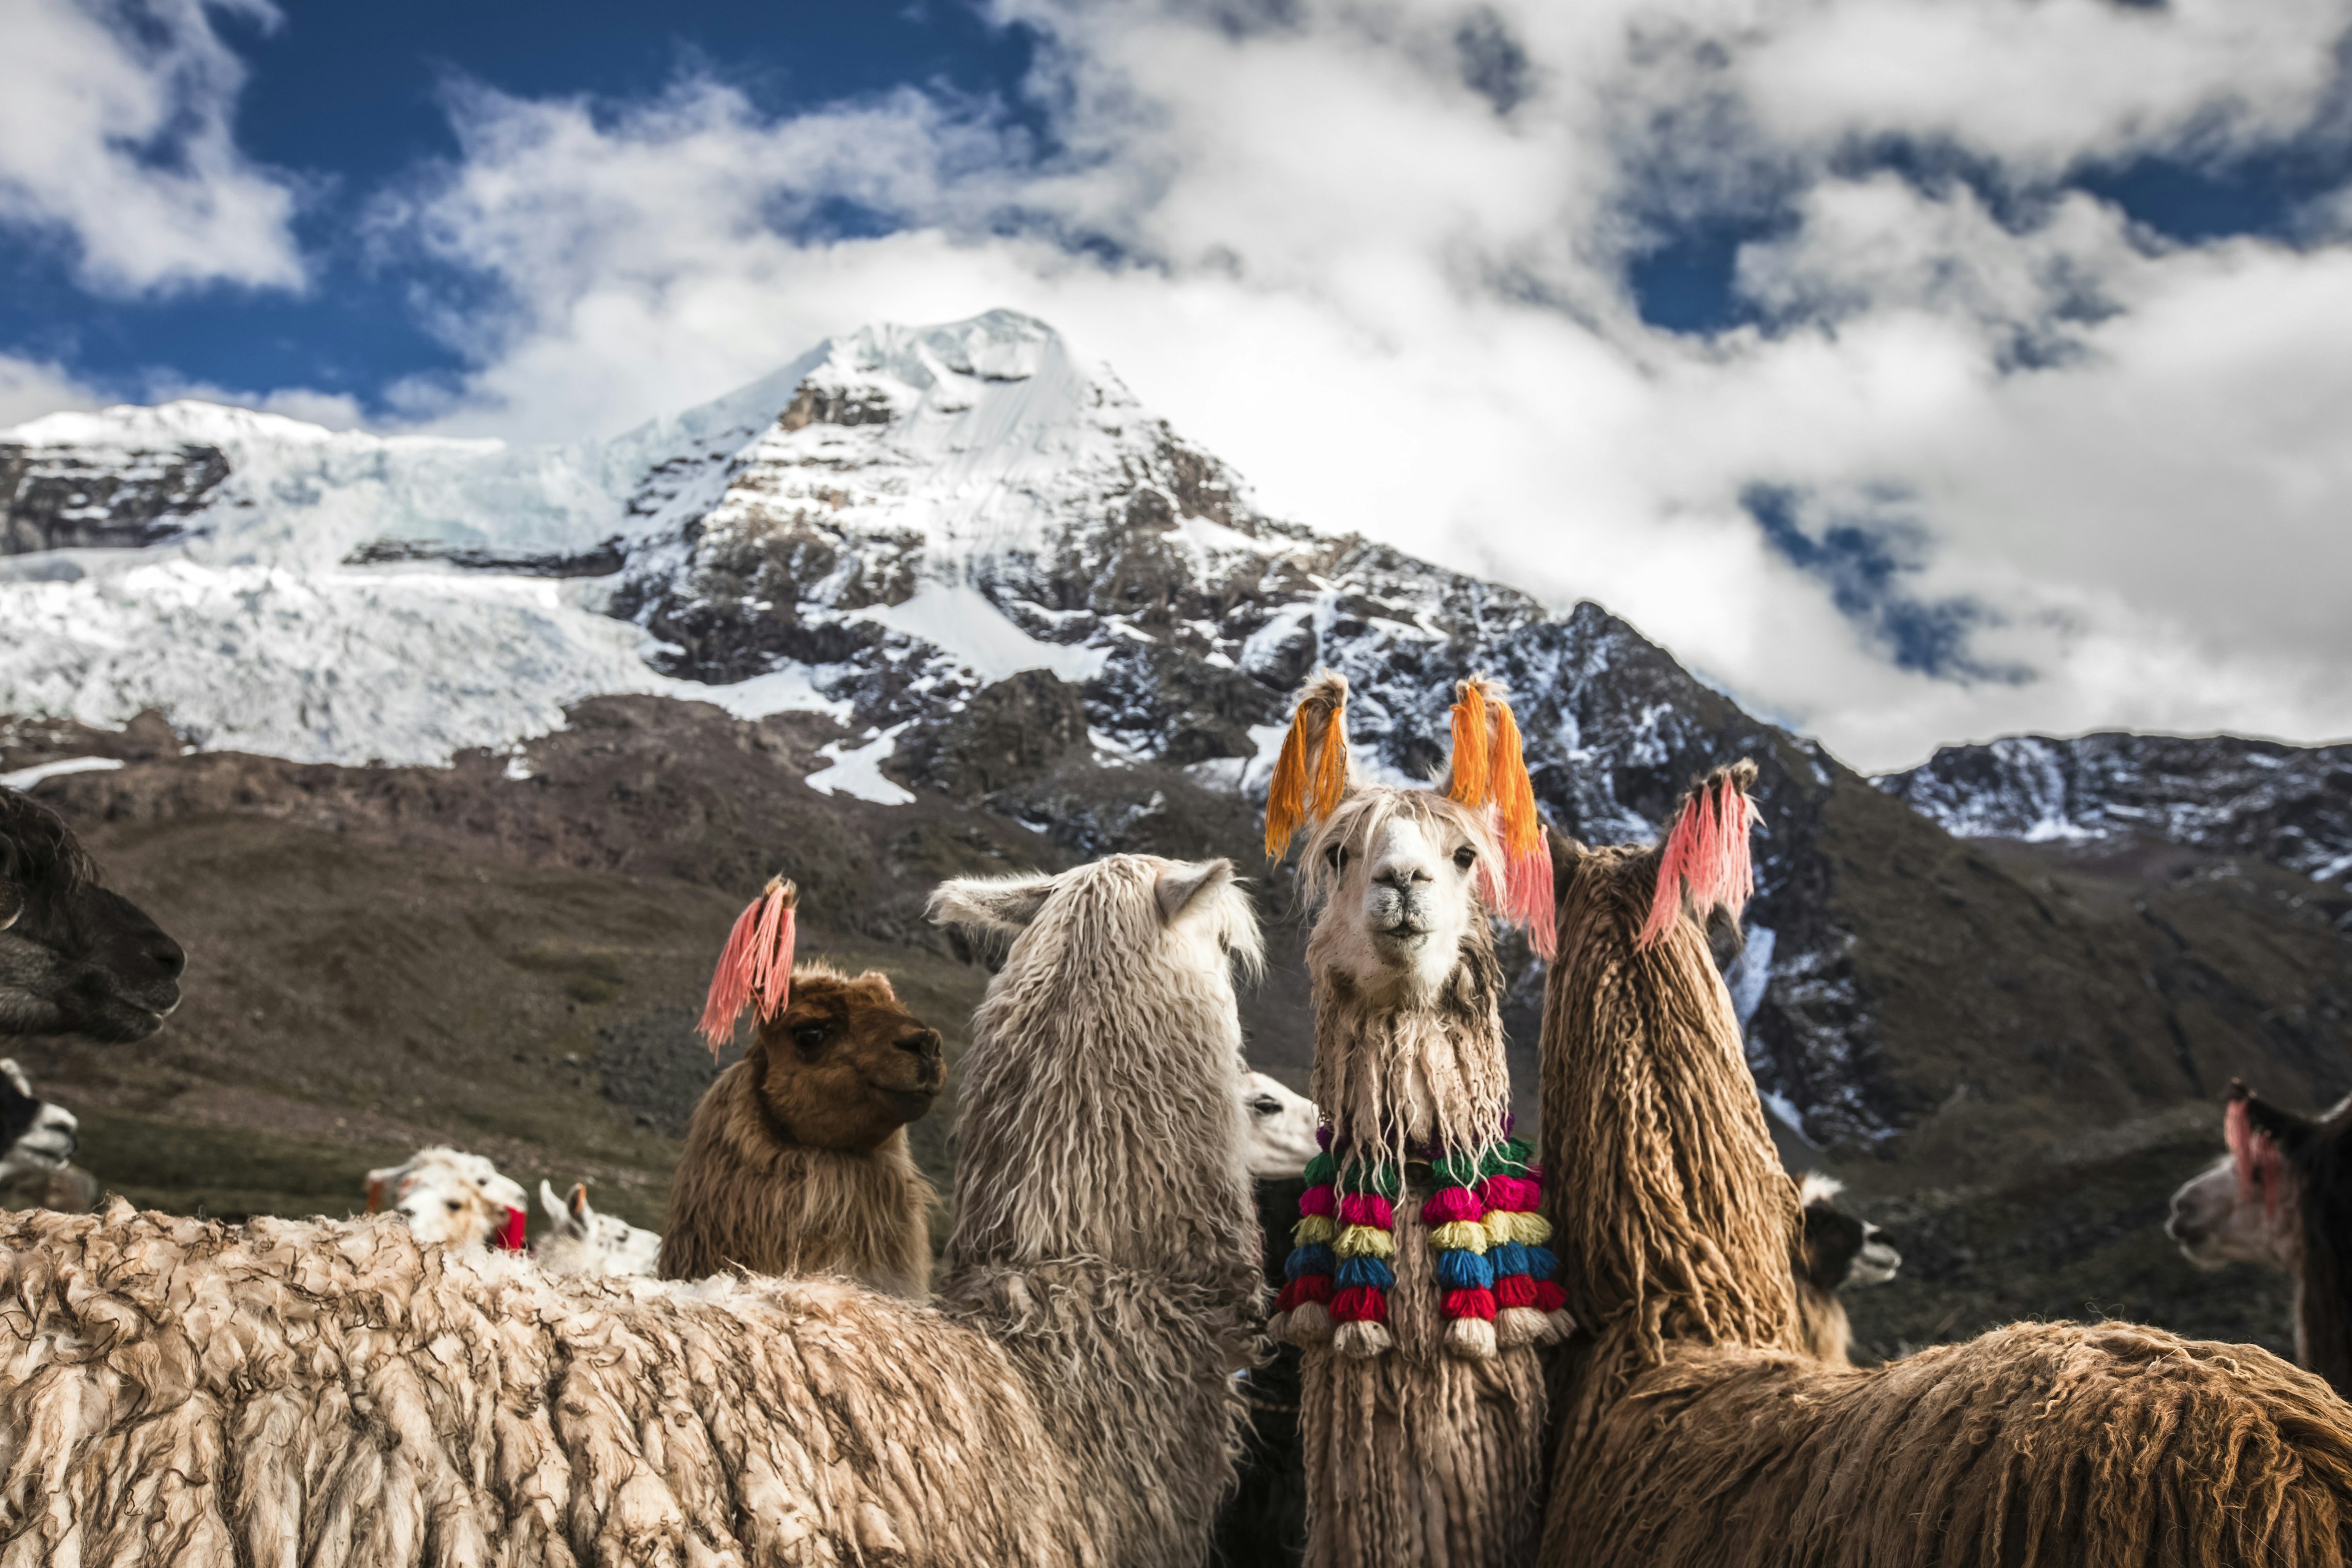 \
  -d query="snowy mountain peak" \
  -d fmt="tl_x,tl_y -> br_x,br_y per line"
6,399 -> 349,451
